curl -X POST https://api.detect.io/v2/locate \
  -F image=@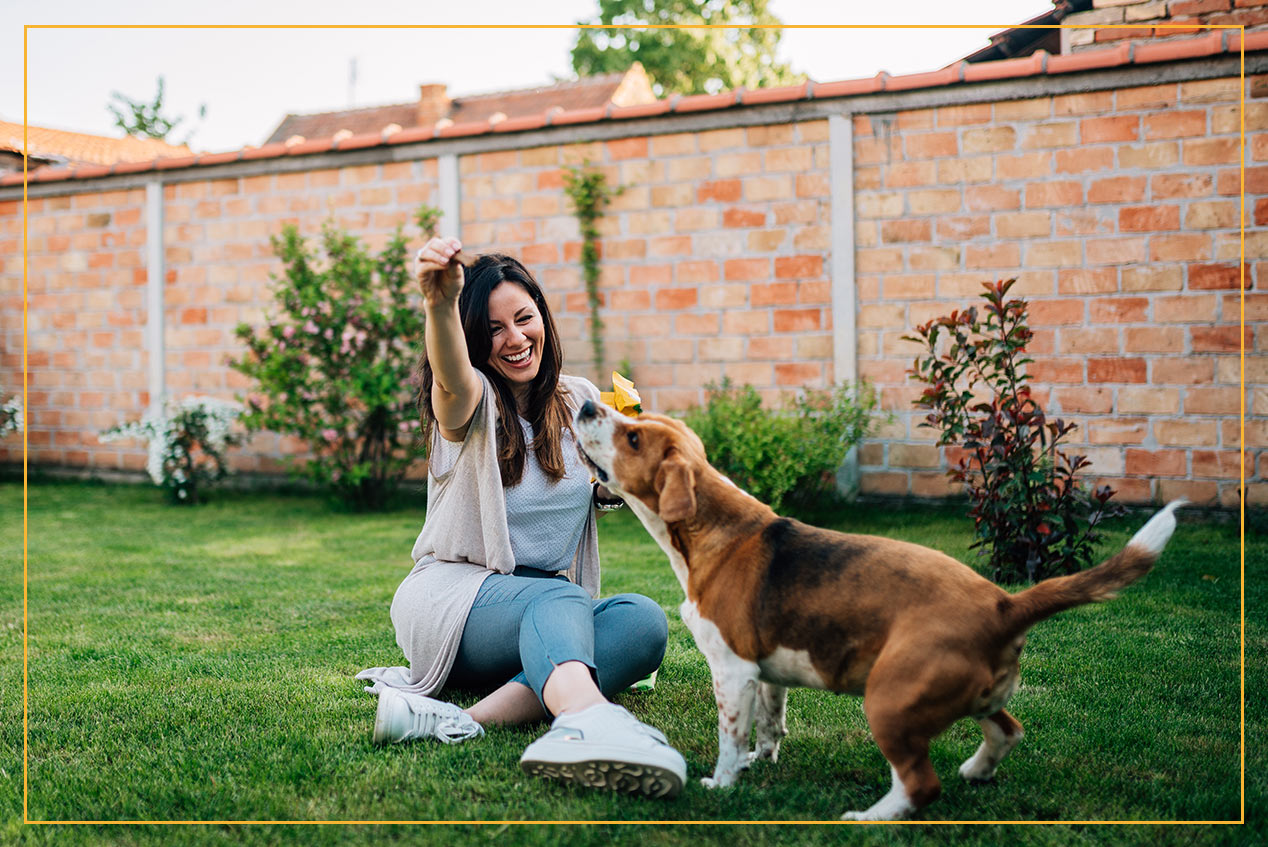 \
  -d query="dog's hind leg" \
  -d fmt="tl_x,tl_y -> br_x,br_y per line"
958,709 -> 1023,783
843,656 -> 955,821
702,668 -> 760,789
746,682 -> 788,767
